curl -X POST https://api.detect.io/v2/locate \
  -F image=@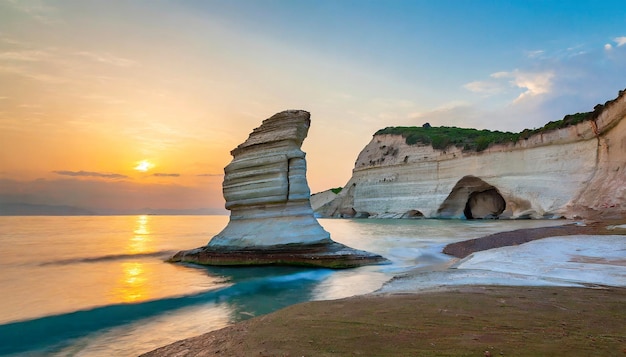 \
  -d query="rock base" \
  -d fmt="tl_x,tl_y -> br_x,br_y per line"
168,242 -> 387,269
